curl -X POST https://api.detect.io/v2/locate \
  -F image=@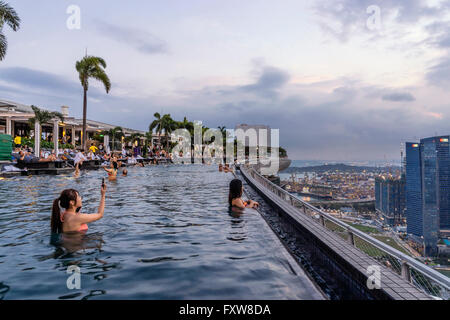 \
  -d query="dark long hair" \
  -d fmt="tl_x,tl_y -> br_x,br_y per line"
51,189 -> 79,233
229,179 -> 243,205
